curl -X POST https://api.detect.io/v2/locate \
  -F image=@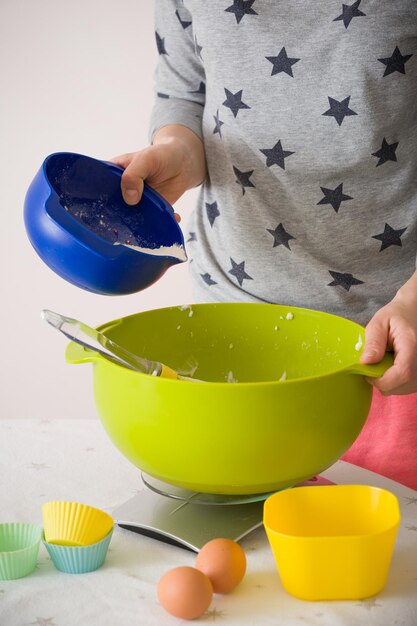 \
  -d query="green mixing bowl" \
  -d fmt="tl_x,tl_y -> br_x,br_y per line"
66,303 -> 392,495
